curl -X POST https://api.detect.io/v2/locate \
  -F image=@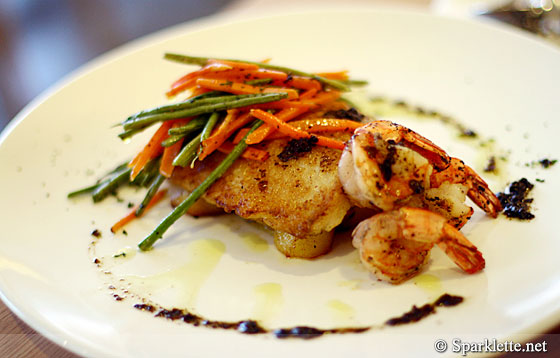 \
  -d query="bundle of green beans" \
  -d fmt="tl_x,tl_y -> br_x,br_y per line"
67,157 -> 161,203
